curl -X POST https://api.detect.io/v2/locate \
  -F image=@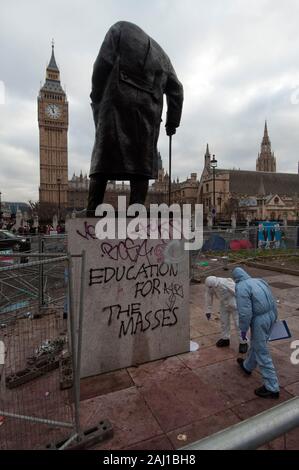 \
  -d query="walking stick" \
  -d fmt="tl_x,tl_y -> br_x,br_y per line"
168,135 -> 172,206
